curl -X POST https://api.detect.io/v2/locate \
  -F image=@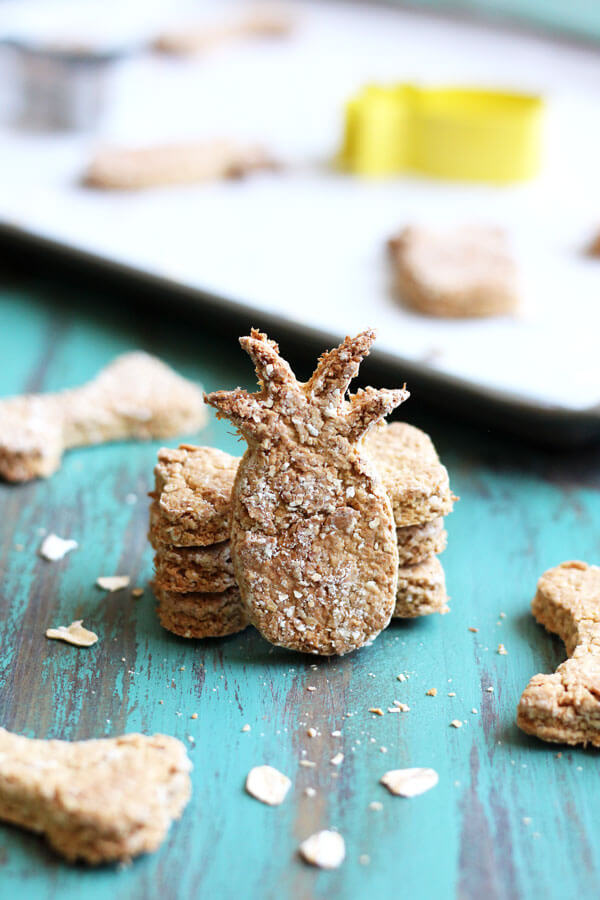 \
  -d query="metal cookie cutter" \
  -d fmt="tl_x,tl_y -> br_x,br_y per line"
339,84 -> 544,183
4,38 -> 126,131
